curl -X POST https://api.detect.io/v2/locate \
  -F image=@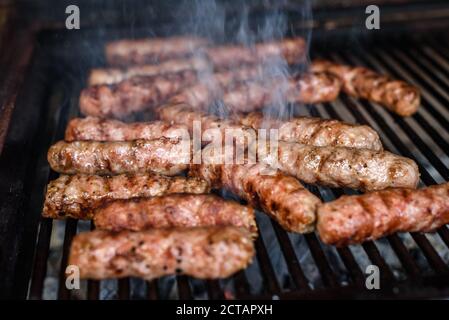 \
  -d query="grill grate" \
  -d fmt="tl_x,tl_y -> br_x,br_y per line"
4,32 -> 449,300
